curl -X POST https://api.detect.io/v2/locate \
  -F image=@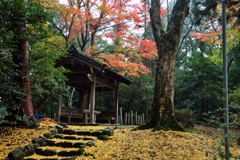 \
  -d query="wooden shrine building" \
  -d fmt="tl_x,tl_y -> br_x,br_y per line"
56,45 -> 131,124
